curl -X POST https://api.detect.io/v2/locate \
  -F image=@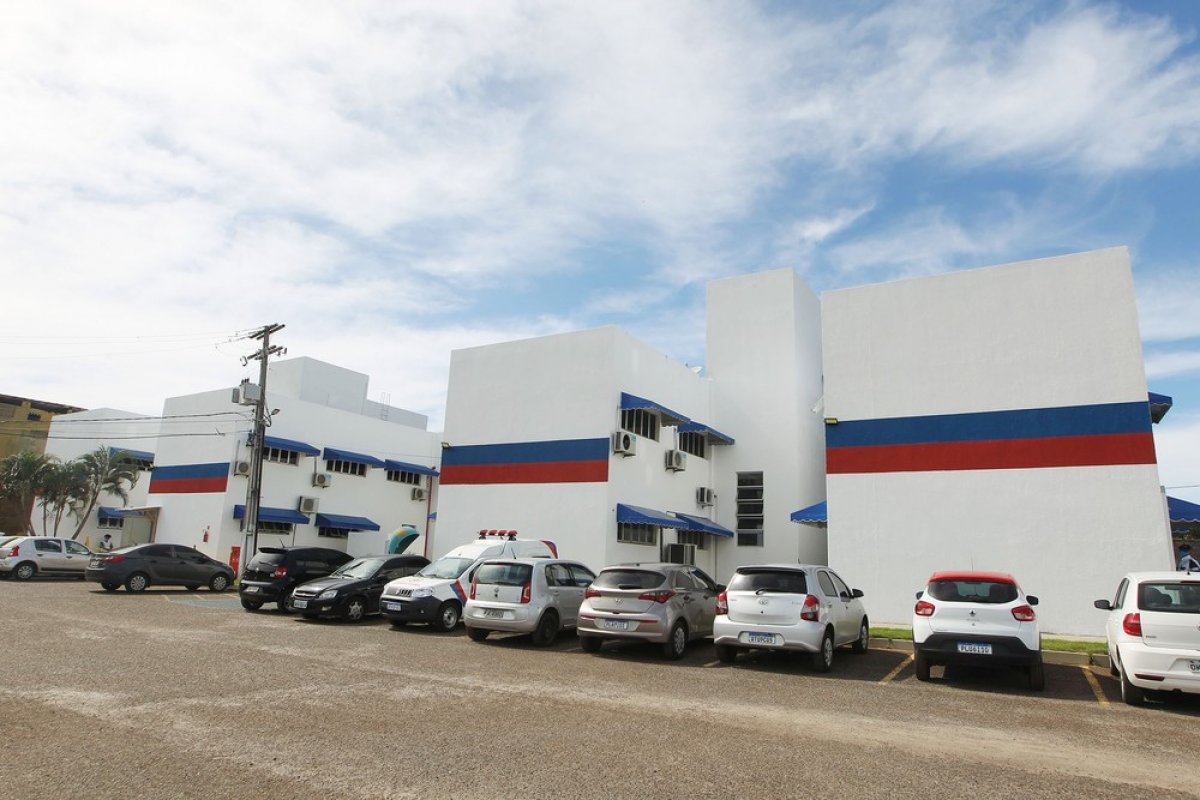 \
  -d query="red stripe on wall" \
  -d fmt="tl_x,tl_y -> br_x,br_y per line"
826,433 -> 1158,475
440,460 -> 608,485
148,477 -> 230,494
